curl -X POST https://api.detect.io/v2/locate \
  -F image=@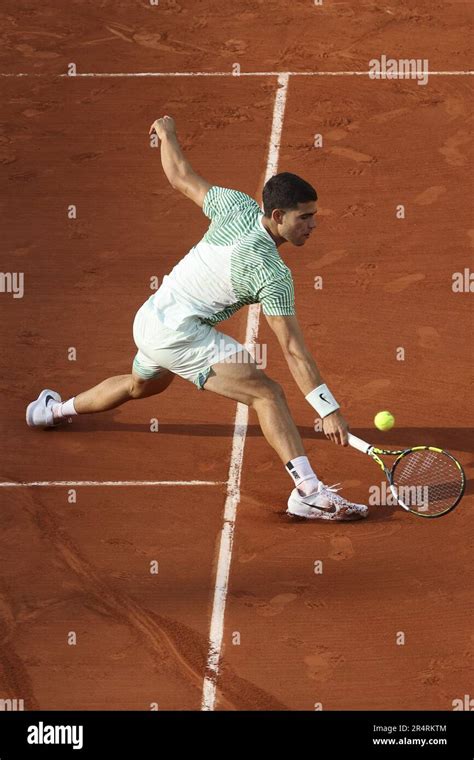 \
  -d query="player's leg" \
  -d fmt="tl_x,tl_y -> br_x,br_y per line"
73,370 -> 174,414
202,351 -> 305,464
26,370 -> 174,428
202,349 -> 368,520
26,296 -> 177,427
